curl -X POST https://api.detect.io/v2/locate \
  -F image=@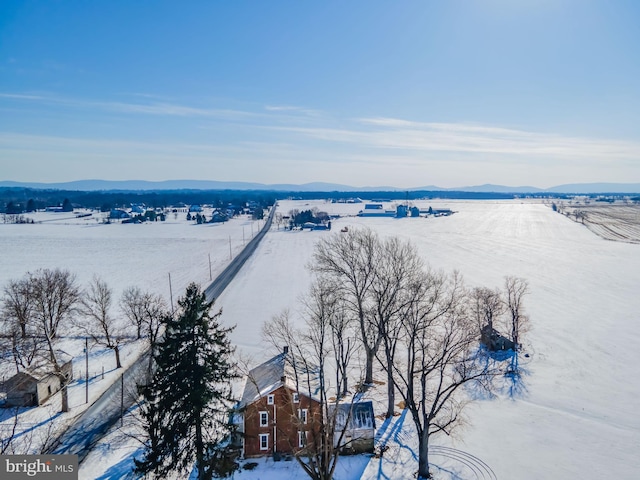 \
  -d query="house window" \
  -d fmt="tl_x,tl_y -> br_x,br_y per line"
293,392 -> 299,403
259,411 -> 269,427
259,433 -> 269,451
354,408 -> 373,428
298,408 -> 308,424
298,431 -> 307,448
267,394 -> 274,405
